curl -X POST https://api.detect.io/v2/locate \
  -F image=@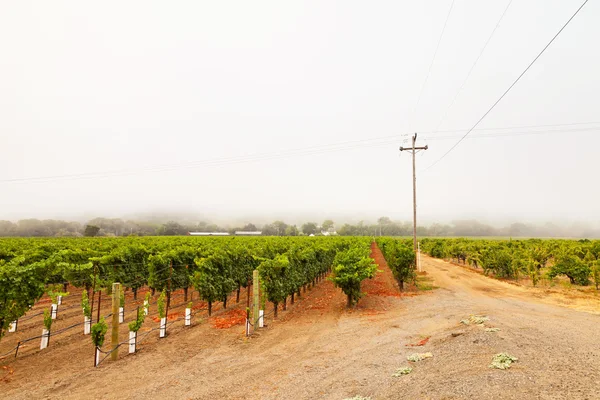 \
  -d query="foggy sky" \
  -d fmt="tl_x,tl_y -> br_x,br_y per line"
1,1 -> 599,226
